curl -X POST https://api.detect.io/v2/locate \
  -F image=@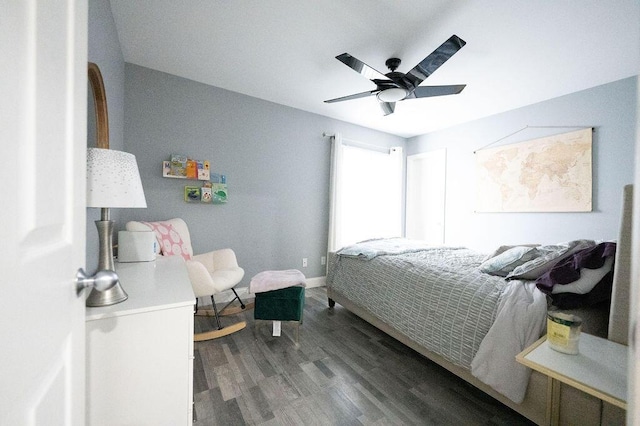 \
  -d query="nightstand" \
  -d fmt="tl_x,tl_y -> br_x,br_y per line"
516,333 -> 627,425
